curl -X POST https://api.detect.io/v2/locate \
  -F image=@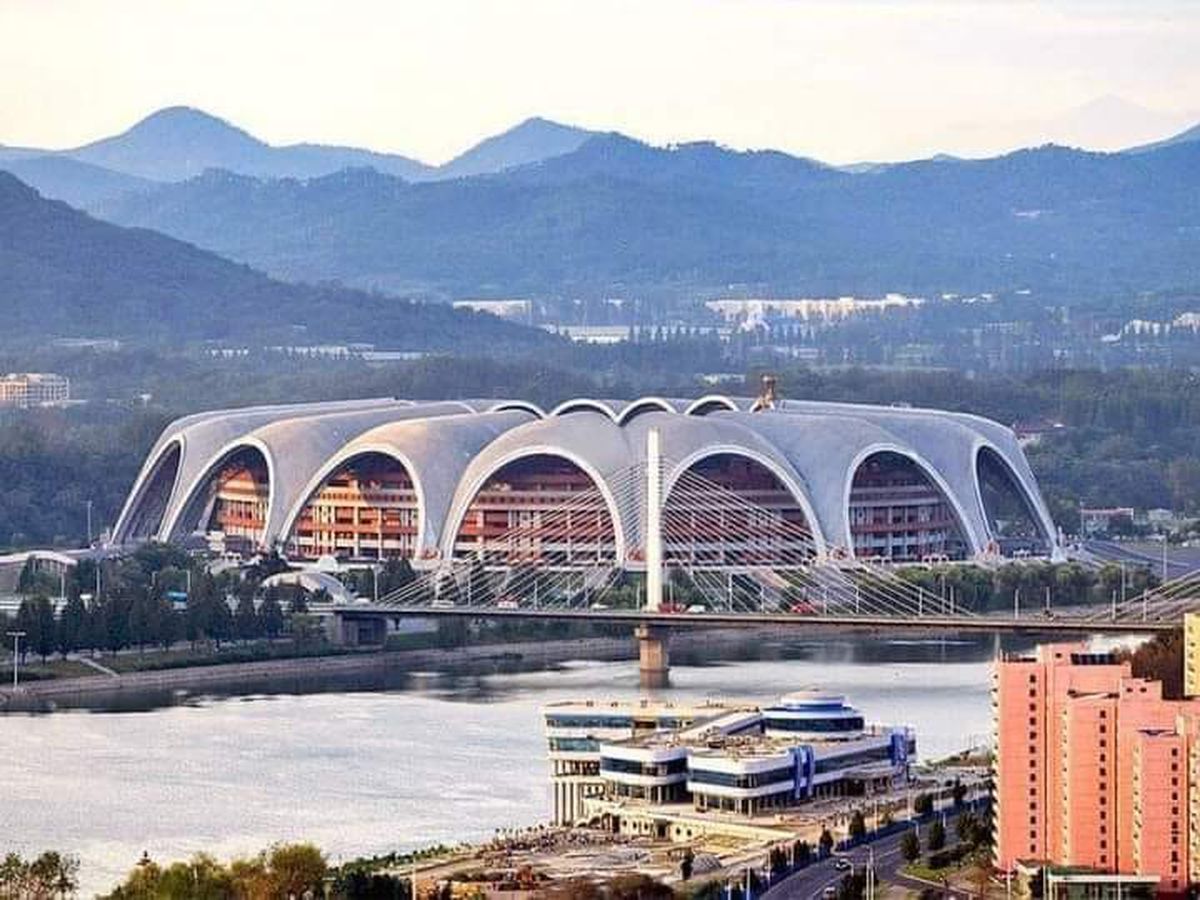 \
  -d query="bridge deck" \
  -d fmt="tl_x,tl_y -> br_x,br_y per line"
330,605 -> 1175,635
